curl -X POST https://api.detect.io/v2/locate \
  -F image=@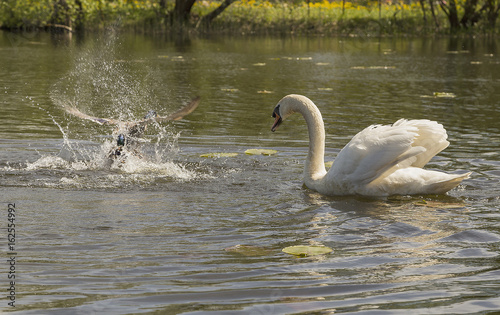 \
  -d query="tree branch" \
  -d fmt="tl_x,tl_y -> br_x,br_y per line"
198,0 -> 238,27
